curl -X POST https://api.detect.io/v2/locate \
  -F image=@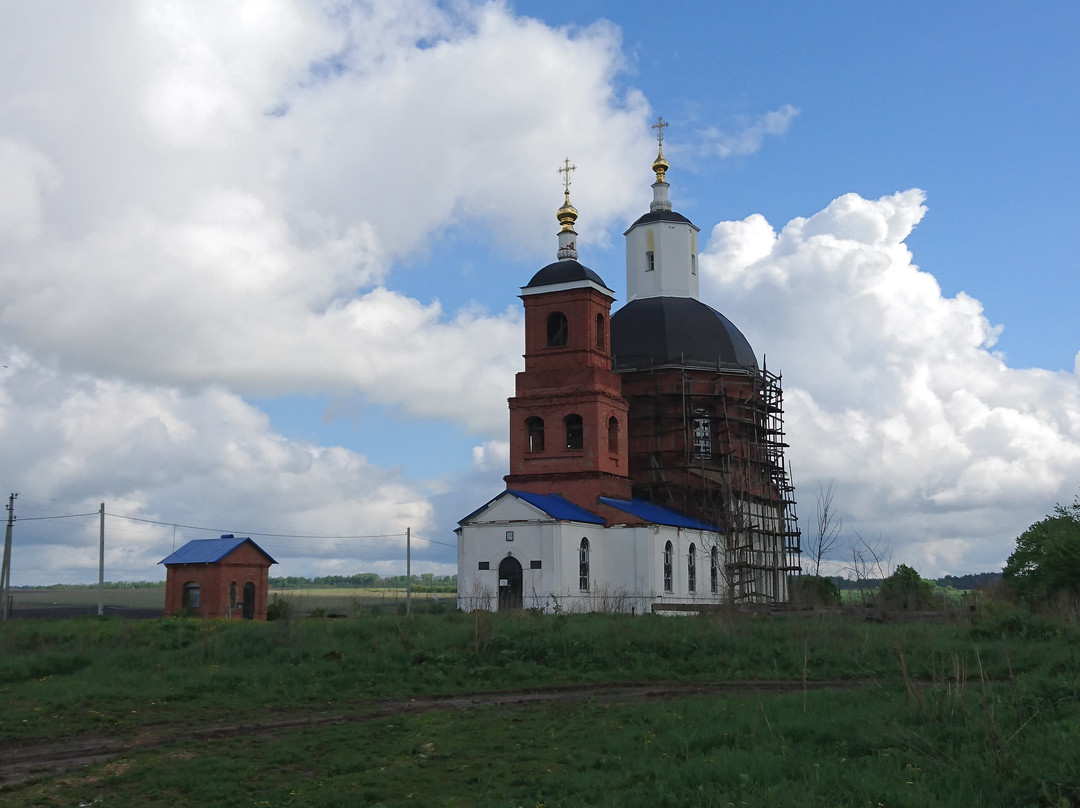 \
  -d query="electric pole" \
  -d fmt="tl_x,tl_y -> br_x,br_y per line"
2,493 -> 16,621
406,527 -> 412,616
97,502 -> 105,617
